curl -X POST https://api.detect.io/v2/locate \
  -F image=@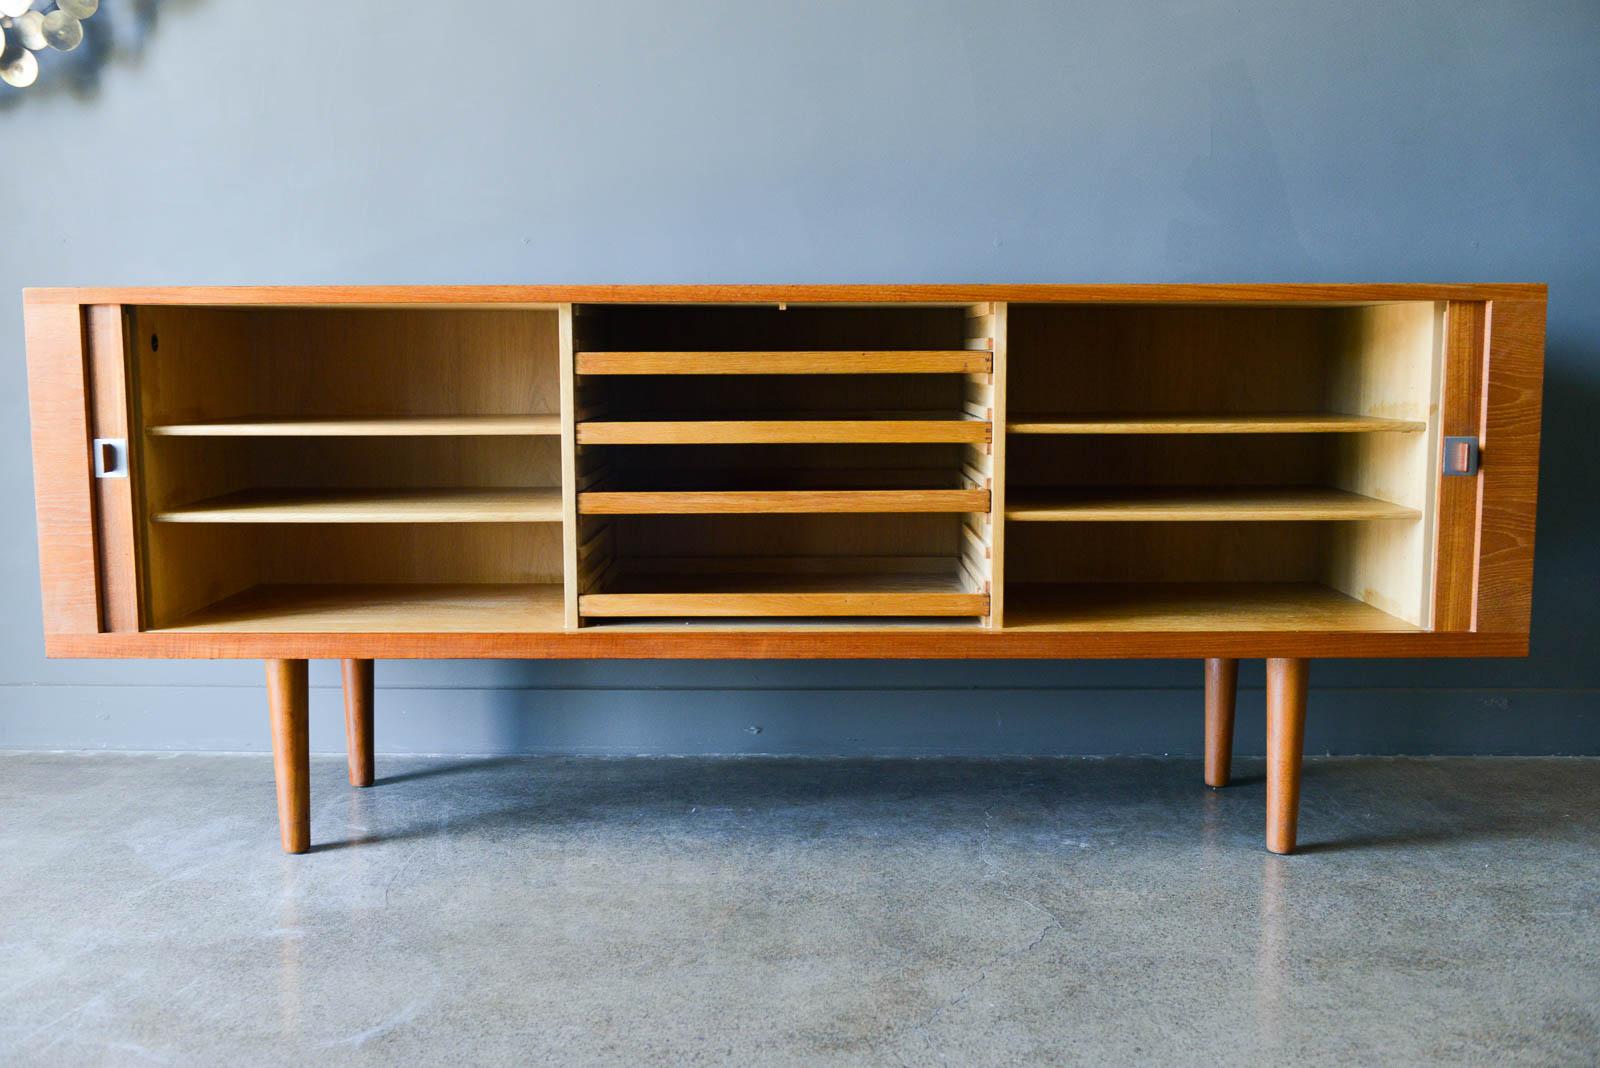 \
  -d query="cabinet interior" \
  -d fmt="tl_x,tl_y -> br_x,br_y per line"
1006,301 -> 1443,630
124,299 -> 1443,633
131,306 -> 564,631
